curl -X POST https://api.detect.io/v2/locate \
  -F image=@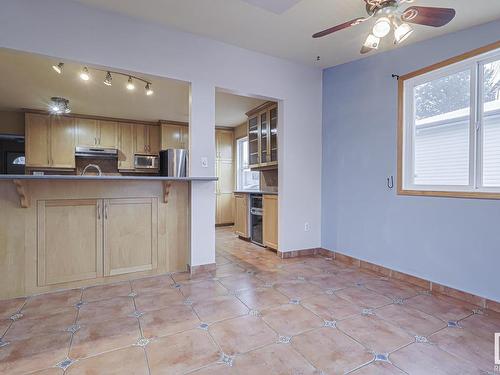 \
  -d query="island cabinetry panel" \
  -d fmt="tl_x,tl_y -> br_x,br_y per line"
263,194 -> 278,250
233,193 -> 249,238
37,199 -> 103,286
103,198 -> 158,276
25,113 -> 75,169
